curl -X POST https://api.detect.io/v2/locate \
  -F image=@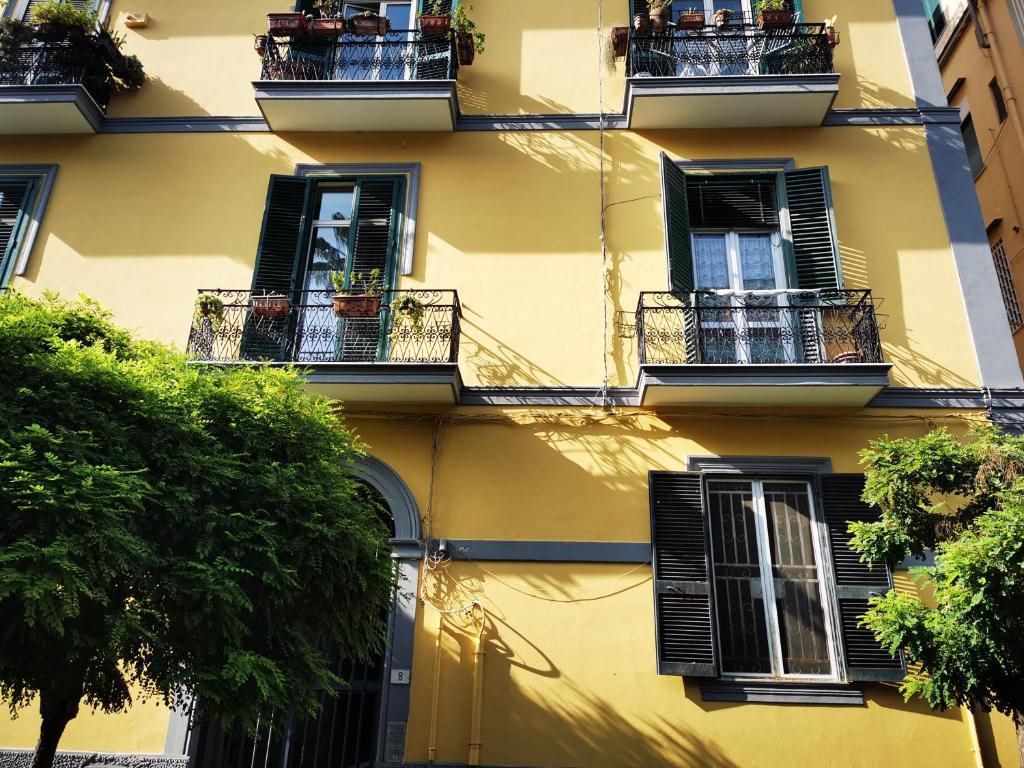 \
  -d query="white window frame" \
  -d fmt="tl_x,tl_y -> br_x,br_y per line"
708,478 -> 841,682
